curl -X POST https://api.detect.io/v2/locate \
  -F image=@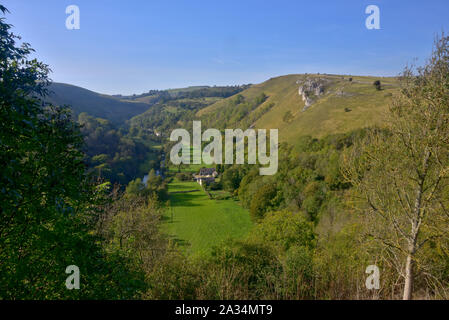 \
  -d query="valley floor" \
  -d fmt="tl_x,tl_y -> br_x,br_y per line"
163,180 -> 253,256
